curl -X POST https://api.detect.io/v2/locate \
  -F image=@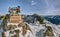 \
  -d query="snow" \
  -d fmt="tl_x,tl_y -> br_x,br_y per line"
0,21 -> 60,37
19,30 -> 34,37
28,23 -> 46,37
0,28 -> 4,37
28,23 -> 60,37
